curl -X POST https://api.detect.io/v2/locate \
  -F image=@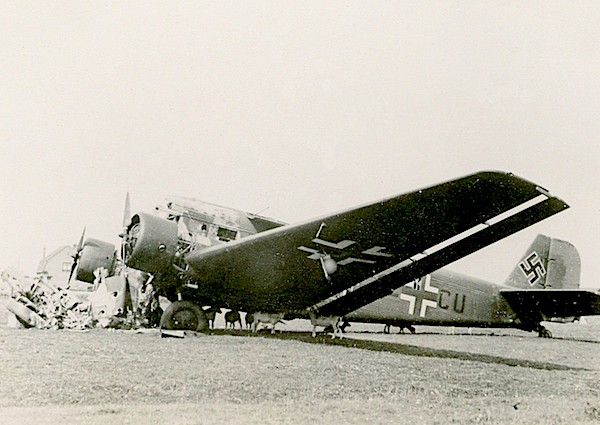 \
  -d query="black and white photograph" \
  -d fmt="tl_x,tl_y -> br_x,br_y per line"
1,2 -> 599,424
